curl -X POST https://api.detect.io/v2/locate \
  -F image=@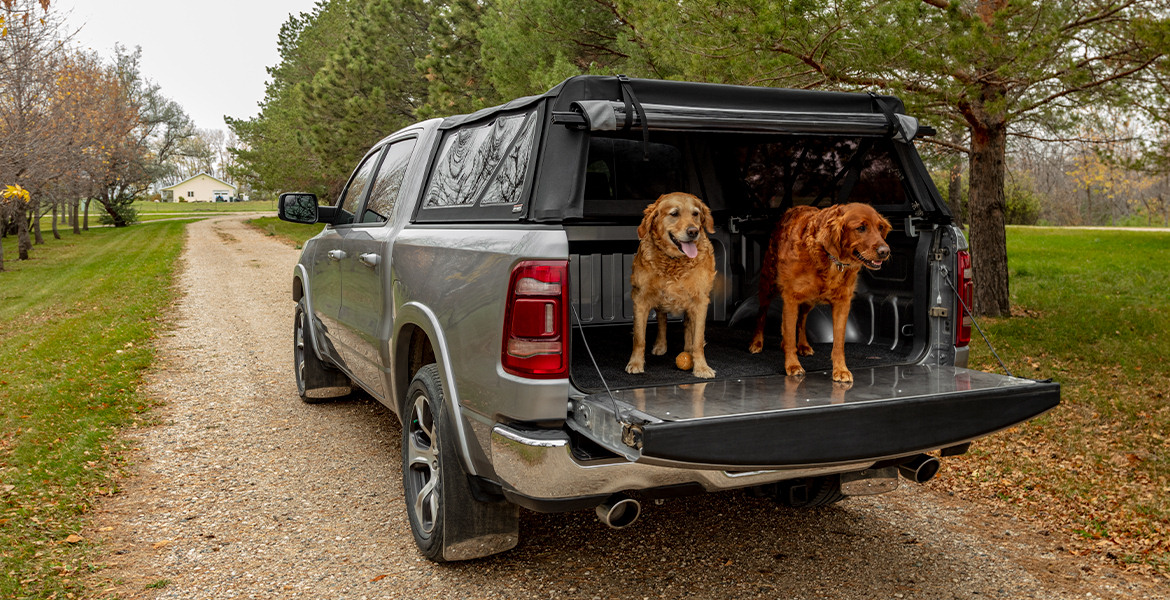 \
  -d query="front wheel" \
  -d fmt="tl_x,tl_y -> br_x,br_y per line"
293,299 -> 350,403
402,364 -> 518,561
